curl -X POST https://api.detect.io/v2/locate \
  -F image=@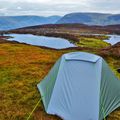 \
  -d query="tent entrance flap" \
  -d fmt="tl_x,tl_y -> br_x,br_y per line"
64,52 -> 100,63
